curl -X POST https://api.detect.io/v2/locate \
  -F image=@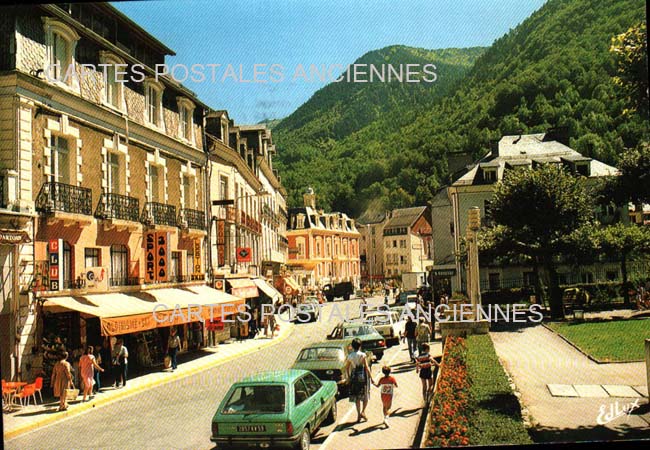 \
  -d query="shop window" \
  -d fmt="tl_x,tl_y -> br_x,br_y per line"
84,248 -> 100,268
